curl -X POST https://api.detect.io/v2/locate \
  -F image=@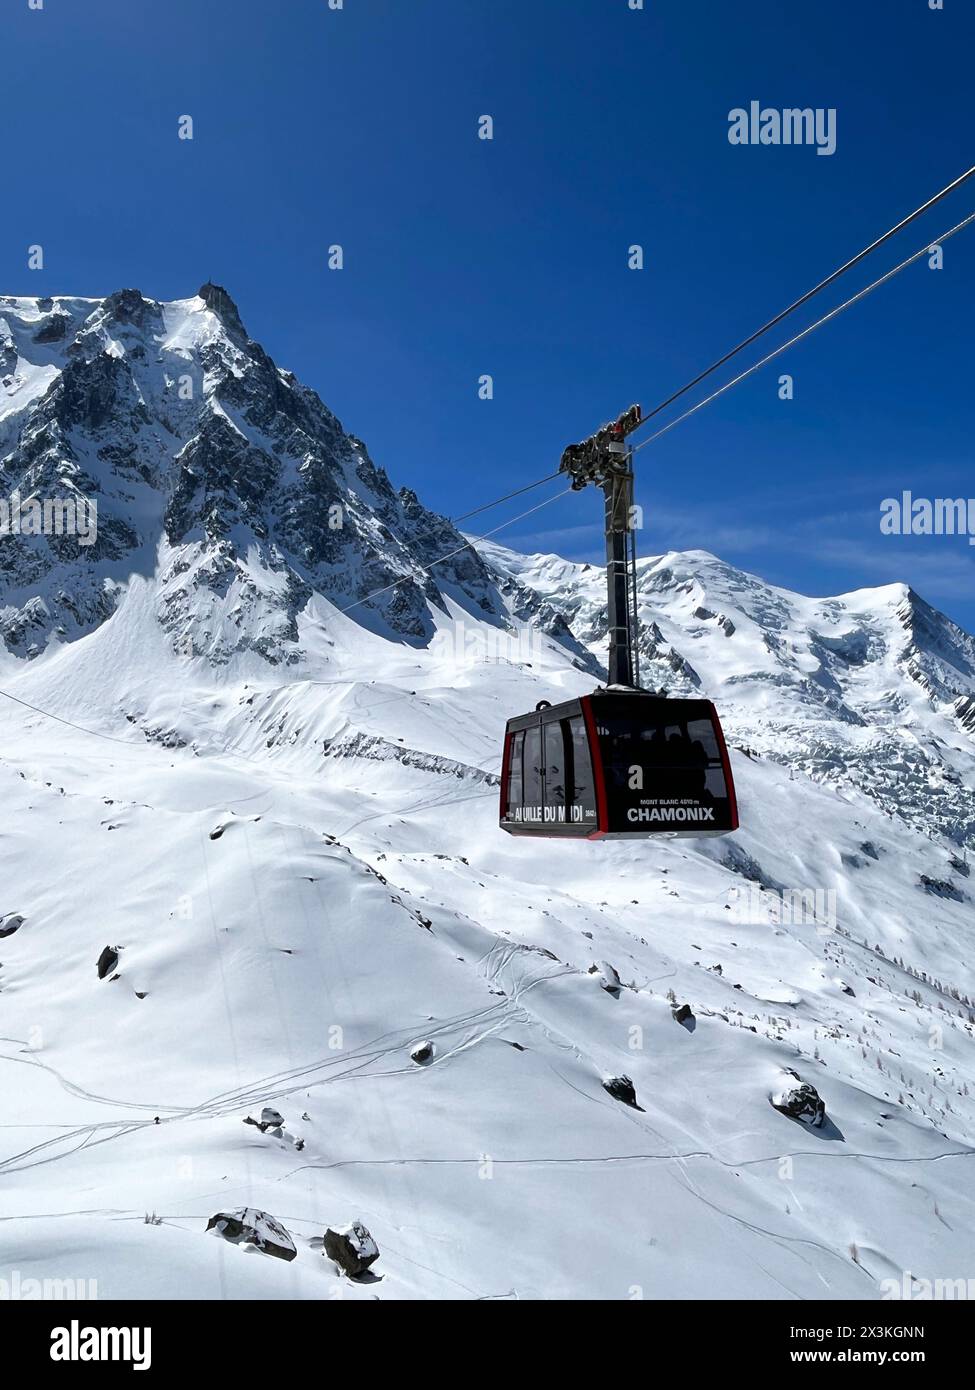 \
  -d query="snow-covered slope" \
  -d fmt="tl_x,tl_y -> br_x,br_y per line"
1,288 -> 973,1301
